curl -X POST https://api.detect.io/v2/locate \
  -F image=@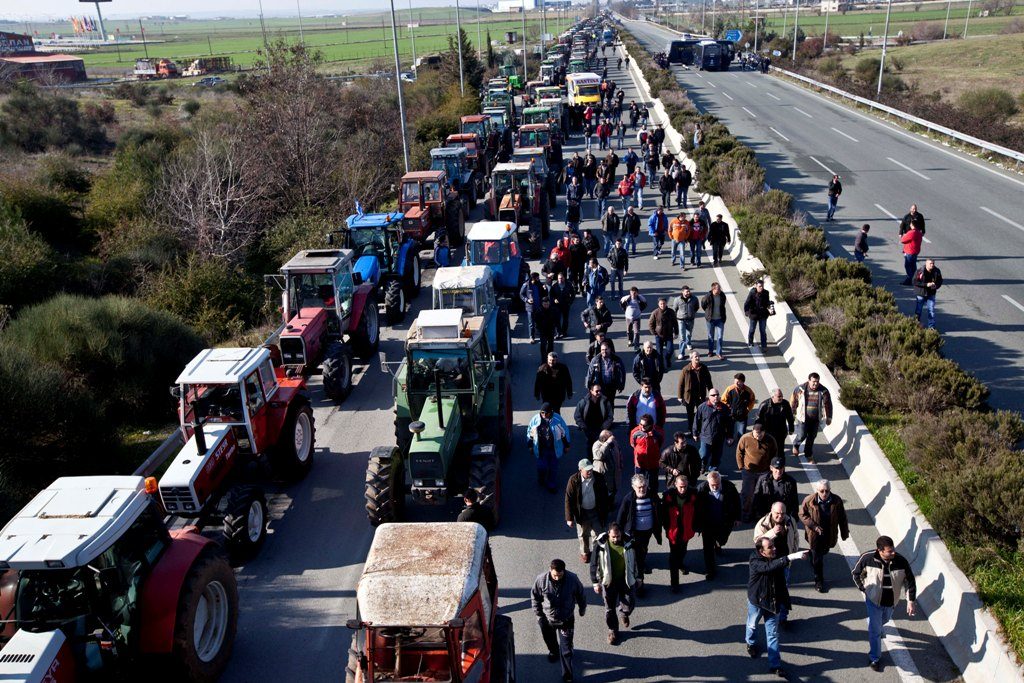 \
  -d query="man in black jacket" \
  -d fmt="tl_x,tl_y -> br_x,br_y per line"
752,457 -> 799,518
581,296 -> 613,342
535,352 -> 573,413
456,488 -> 496,531
623,206 -> 641,255
550,272 -> 575,338
659,431 -> 702,490
825,174 -> 842,222
756,389 -> 794,458
707,214 -> 731,266
535,298 -> 560,364
694,471 -> 740,580
743,280 -> 772,351
898,203 -> 925,236
575,383 -> 615,452
913,258 -> 942,330
565,458 -> 610,563
746,536 -> 808,676
676,166 -> 692,209
607,237 -> 629,296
